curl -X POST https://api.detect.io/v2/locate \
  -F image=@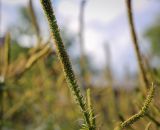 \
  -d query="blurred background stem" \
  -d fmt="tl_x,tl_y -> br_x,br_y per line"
0,81 -> 4,129
126,0 -> 149,92
79,0 -> 90,89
